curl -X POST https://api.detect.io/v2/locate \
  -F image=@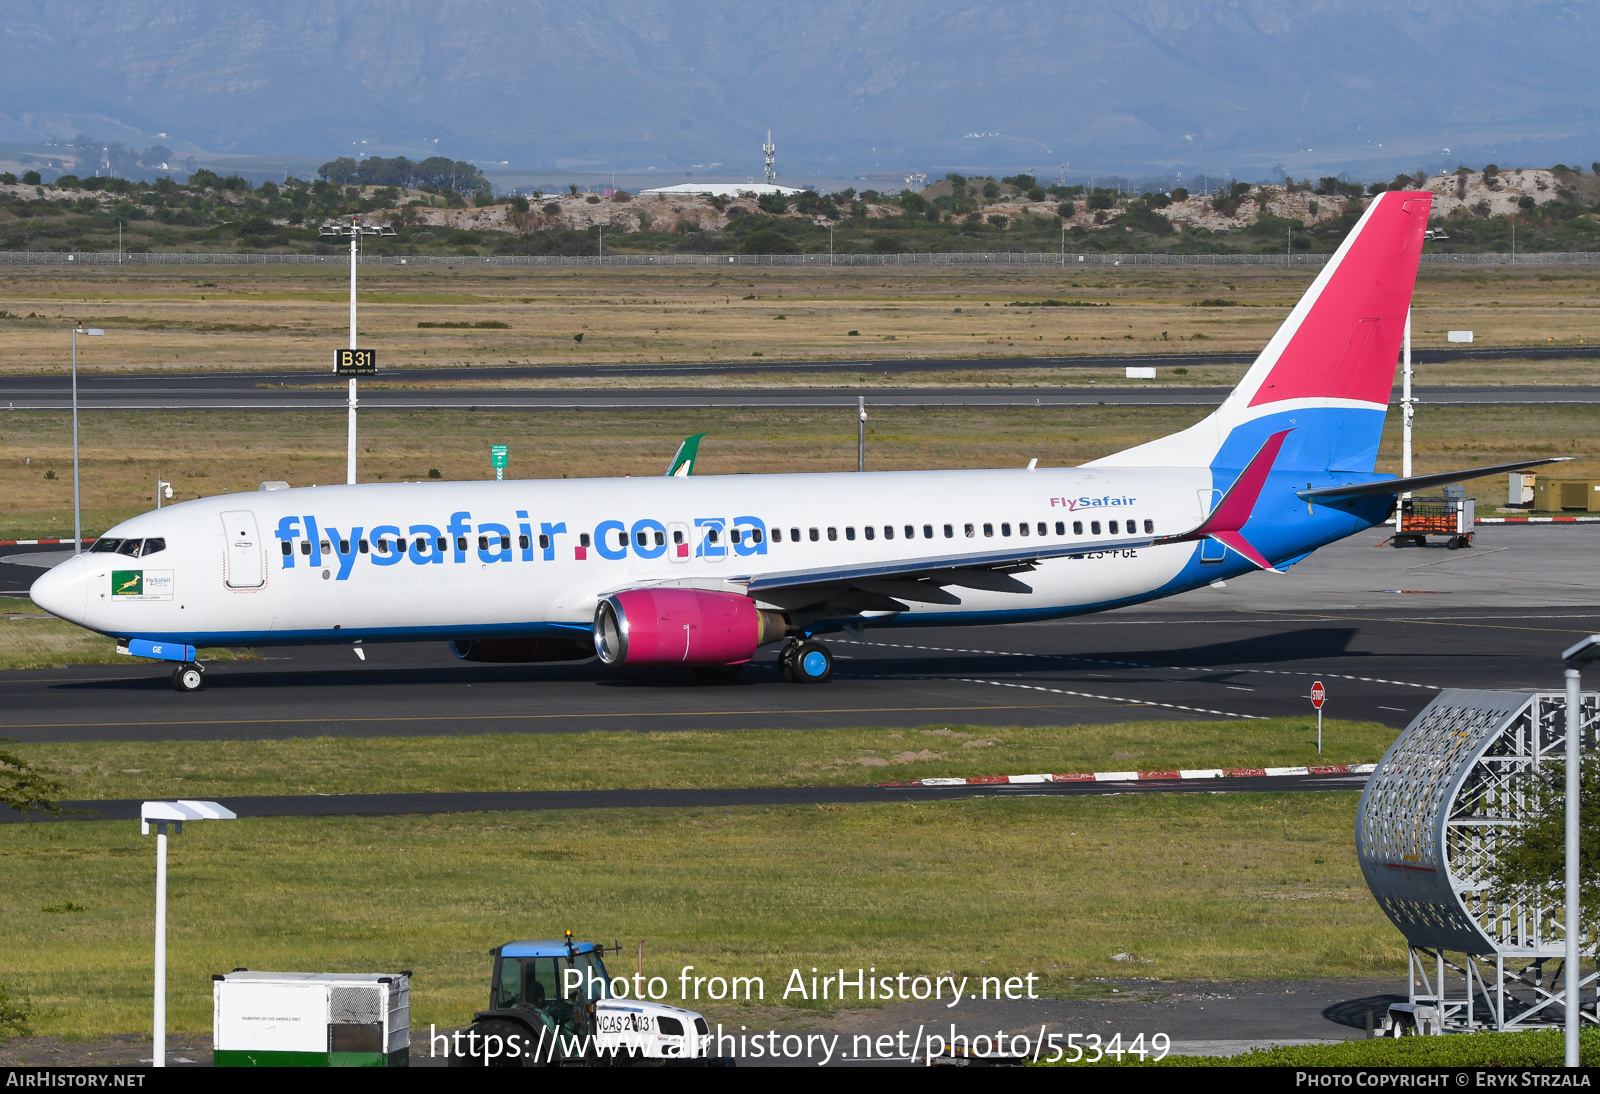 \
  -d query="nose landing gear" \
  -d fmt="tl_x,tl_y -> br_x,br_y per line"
779,639 -> 832,684
171,663 -> 204,692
